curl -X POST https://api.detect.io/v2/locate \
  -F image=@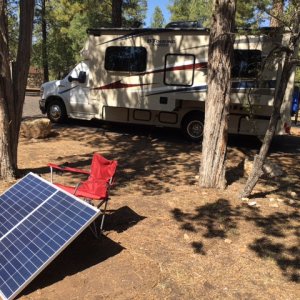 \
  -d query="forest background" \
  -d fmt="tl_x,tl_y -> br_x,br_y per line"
6,0 -> 300,84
